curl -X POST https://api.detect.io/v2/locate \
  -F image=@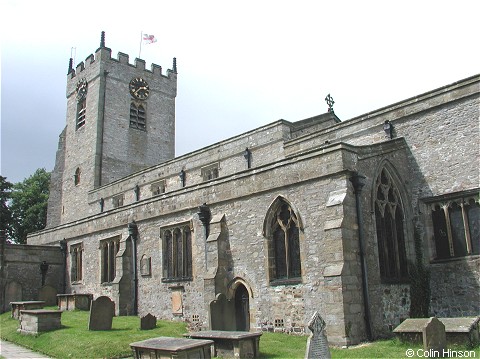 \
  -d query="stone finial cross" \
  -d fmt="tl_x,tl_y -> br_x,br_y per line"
325,94 -> 335,112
